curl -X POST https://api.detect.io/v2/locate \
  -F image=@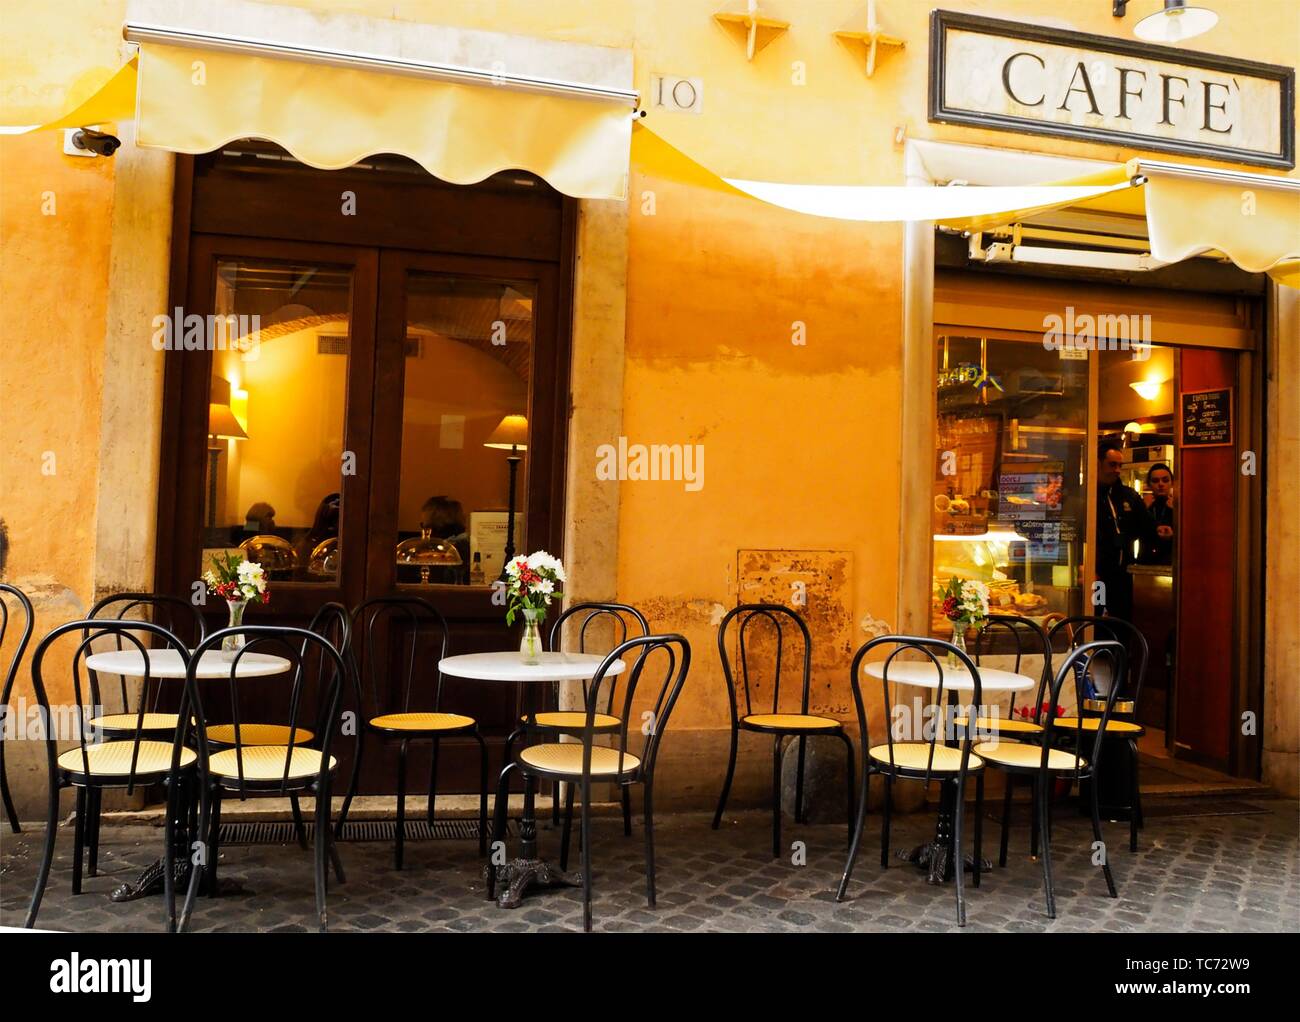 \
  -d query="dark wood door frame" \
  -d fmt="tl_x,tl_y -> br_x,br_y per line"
155,152 -> 578,792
